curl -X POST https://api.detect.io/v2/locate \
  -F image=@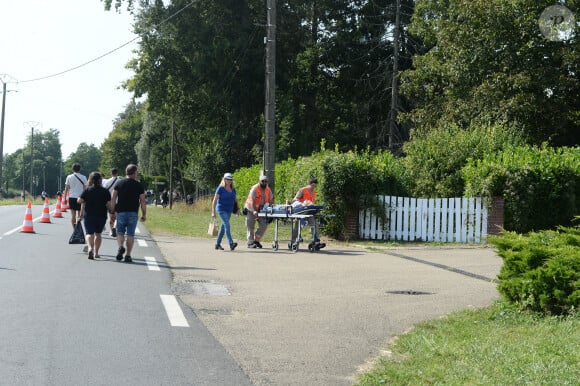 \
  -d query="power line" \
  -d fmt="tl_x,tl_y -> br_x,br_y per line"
19,37 -> 140,84
18,0 -> 196,84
